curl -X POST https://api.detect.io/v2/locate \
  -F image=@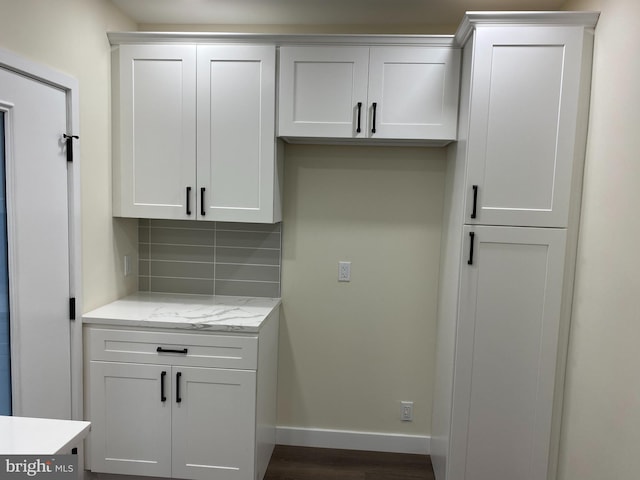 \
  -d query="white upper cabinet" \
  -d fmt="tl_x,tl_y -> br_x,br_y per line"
278,45 -> 460,143
112,43 -> 281,223
197,45 -> 278,223
368,47 -> 460,140
465,26 -> 588,227
113,44 -> 197,220
278,46 -> 369,139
